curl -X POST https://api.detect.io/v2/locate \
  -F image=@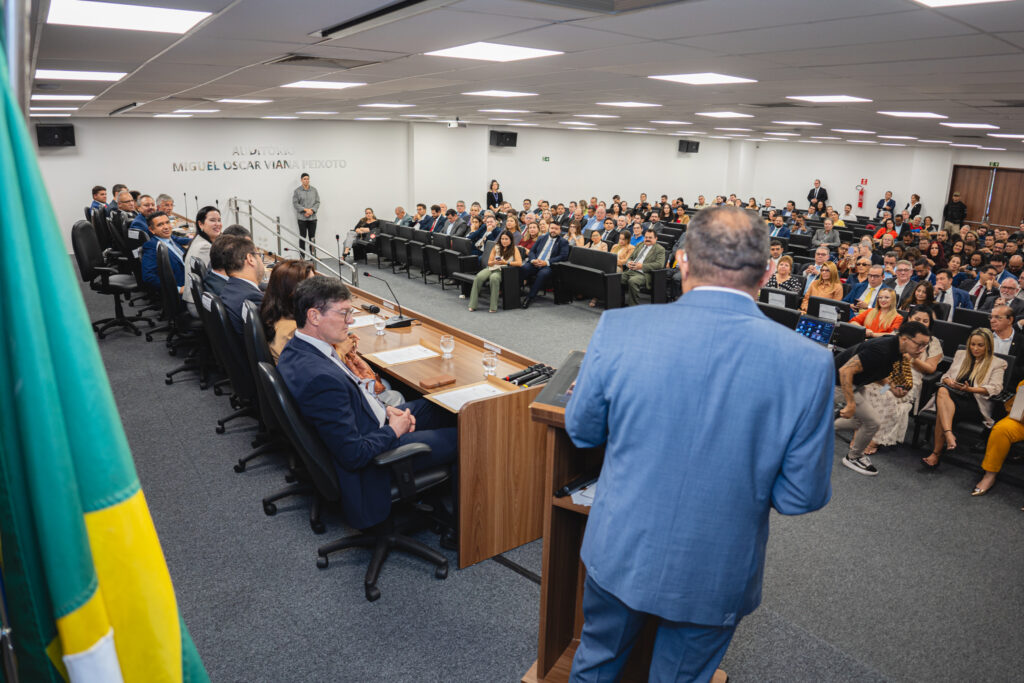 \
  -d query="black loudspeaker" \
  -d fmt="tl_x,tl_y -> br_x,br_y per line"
489,130 -> 518,147
678,139 -> 699,153
36,124 -> 76,147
